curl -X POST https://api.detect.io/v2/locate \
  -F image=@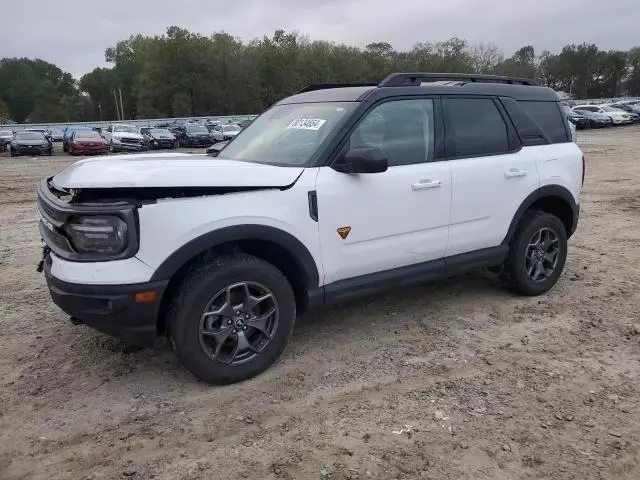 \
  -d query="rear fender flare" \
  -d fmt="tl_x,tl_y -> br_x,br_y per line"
502,185 -> 578,244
